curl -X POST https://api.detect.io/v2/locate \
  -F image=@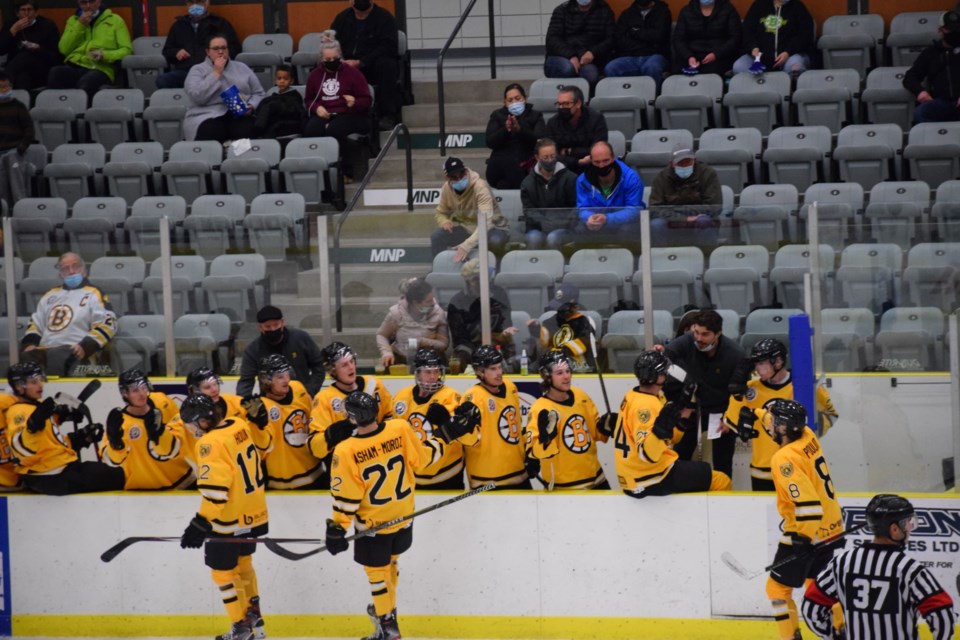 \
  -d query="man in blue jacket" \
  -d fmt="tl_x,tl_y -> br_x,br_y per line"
574,140 -> 644,249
